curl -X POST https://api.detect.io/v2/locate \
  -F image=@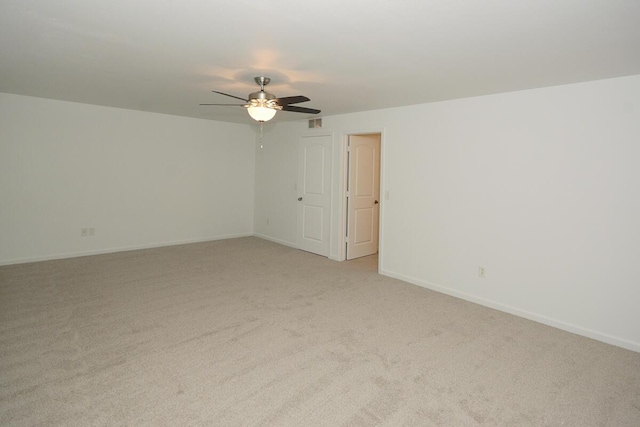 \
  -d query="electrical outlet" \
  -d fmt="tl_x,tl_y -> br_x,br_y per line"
81,227 -> 95,237
478,266 -> 486,278
266,218 -> 270,225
